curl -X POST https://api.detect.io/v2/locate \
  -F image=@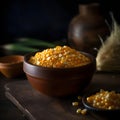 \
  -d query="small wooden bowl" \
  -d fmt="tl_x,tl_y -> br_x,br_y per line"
23,51 -> 96,97
0,55 -> 24,78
